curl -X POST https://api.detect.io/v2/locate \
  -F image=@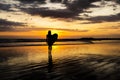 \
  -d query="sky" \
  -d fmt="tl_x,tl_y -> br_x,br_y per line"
0,0 -> 120,39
